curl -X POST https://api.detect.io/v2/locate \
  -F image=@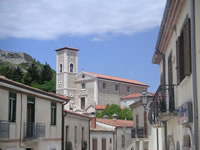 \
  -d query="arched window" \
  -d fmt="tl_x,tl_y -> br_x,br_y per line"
70,63 -> 73,72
